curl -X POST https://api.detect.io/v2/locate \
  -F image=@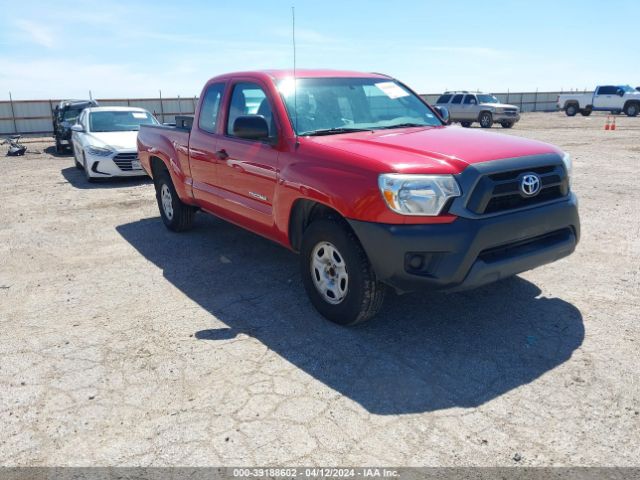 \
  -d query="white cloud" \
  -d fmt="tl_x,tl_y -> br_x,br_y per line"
15,20 -> 55,48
